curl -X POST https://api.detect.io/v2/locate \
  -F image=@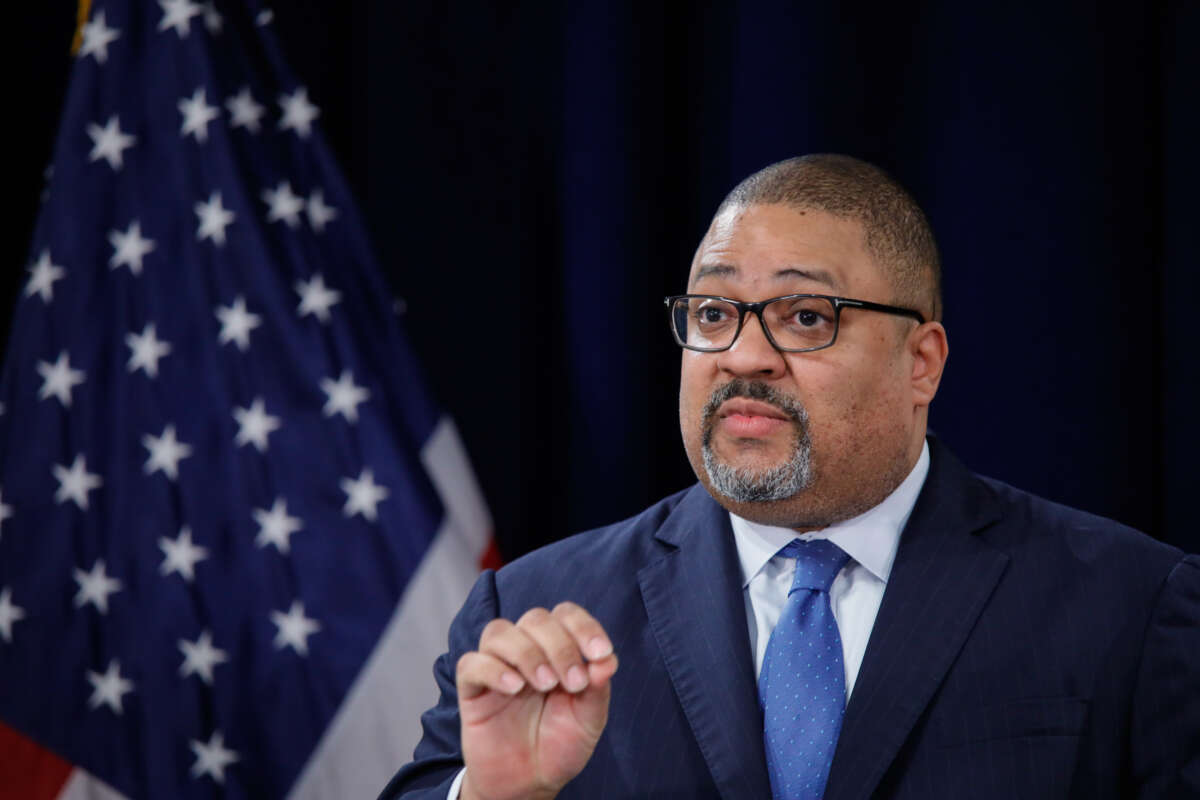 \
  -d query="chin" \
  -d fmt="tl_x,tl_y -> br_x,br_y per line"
711,490 -> 836,531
